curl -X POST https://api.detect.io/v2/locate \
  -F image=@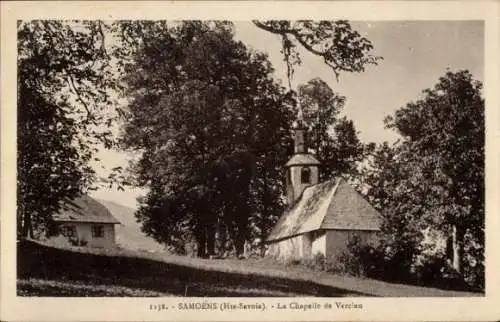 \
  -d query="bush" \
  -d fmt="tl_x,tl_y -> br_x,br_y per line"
303,253 -> 327,271
333,235 -> 419,281
327,232 -> 483,292
286,258 -> 302,266
296,236 -> 383,277
335,235 -> 383,277
336,250 -> 364,277
69,238 -> 88,247
413,253 -> 476,291
462,236 -> 485,290
464,261 -> 484,290
413,254 -> 448,284
299,253 -> 351,275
